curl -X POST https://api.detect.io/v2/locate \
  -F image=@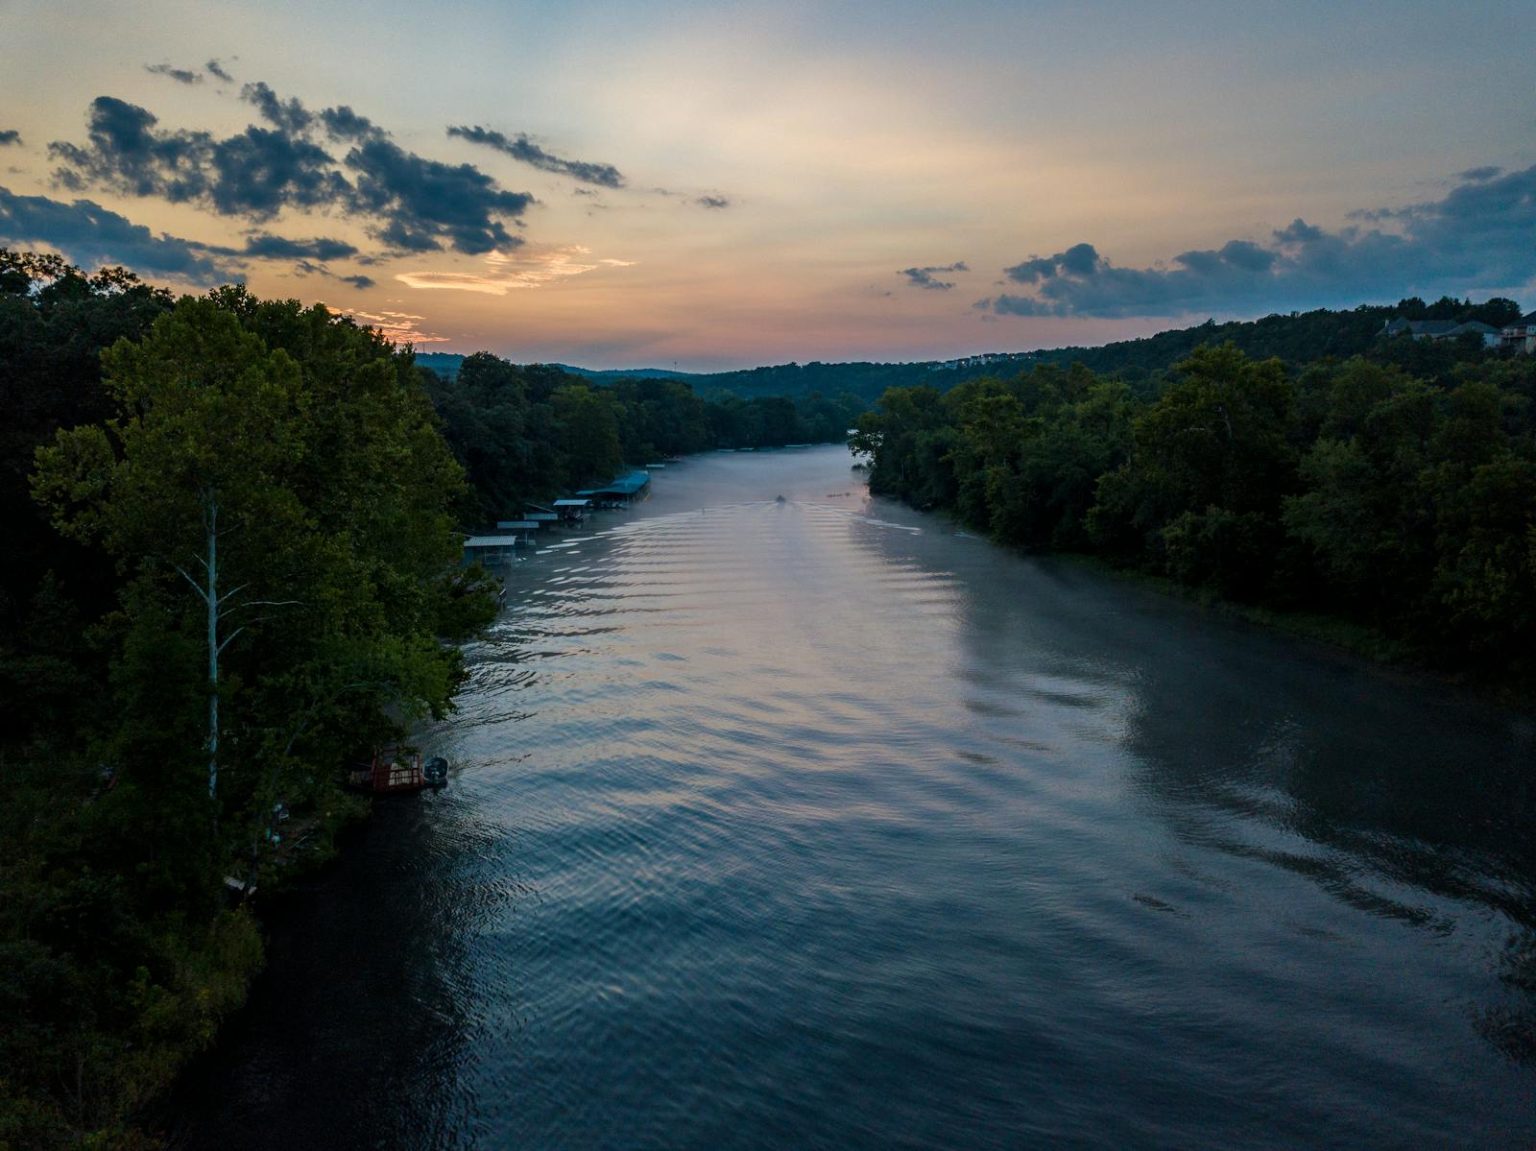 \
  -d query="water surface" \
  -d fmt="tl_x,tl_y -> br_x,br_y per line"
173,445 -> 1536,1149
